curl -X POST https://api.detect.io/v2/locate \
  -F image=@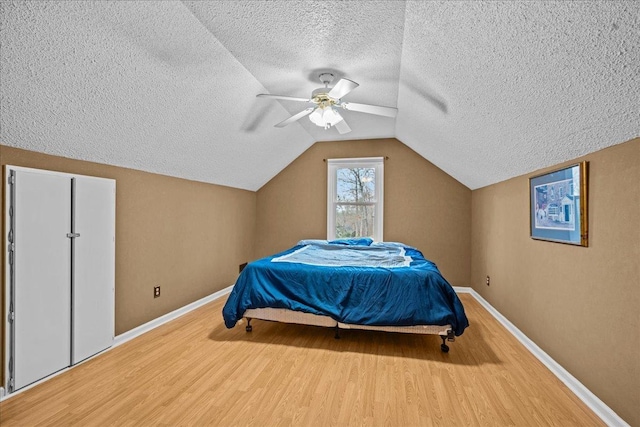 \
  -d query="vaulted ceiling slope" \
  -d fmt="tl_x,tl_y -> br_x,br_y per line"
1,1 -> 638,191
